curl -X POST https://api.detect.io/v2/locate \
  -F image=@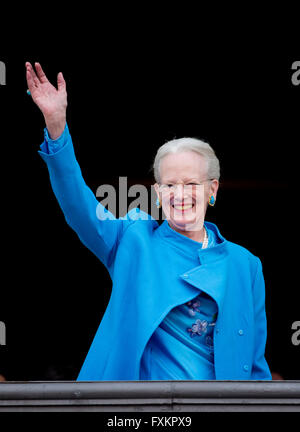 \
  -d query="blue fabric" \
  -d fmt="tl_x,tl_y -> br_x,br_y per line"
140,229 -> 218,380
38,125 -> 272,380
40,125 -> 68,154
140,291 -> 218,380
